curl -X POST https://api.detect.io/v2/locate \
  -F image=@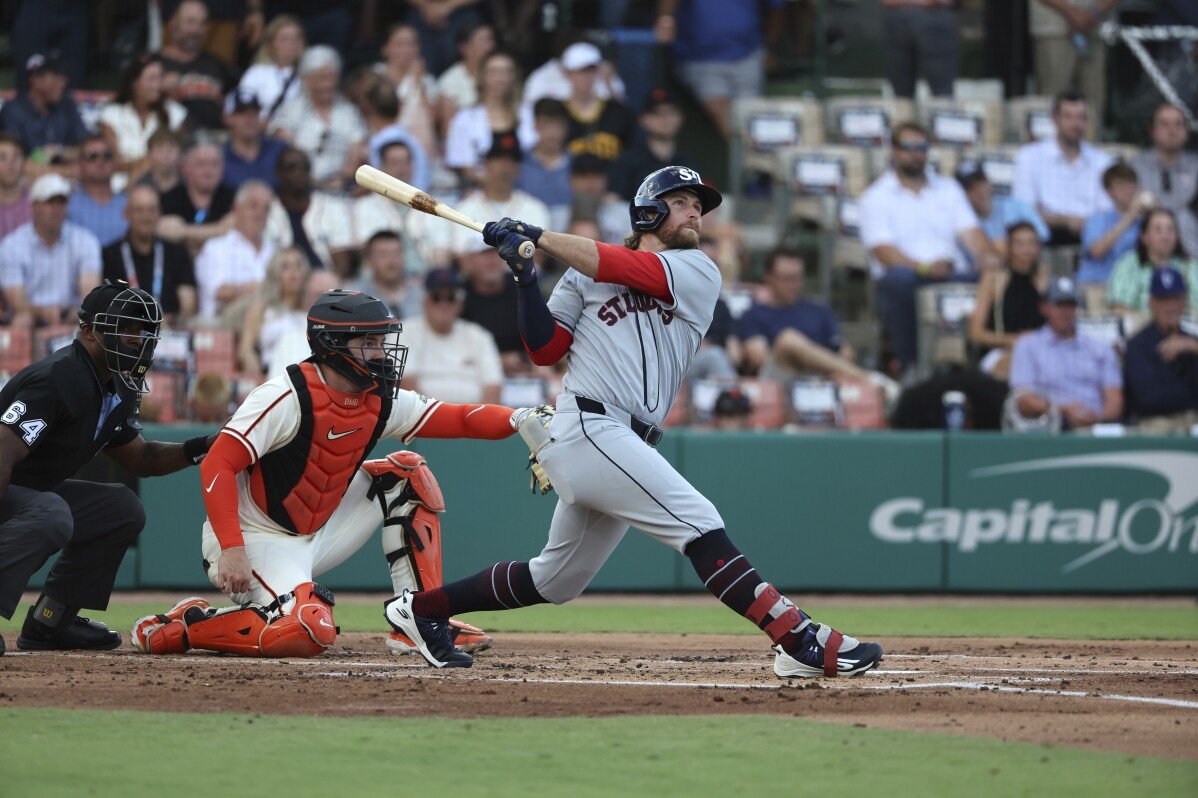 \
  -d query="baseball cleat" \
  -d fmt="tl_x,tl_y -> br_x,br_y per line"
773,623 -> 883,678
387,618 -> 493,655
383,590 -> 473,668
130,597 -> 211,654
